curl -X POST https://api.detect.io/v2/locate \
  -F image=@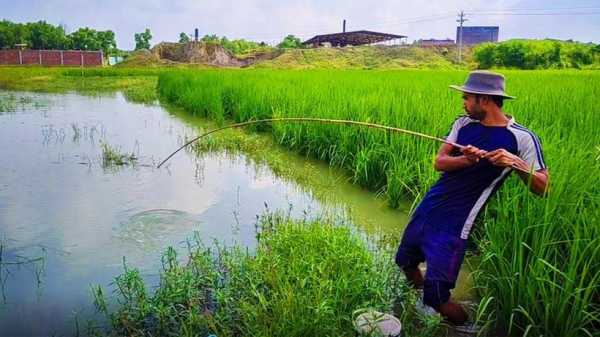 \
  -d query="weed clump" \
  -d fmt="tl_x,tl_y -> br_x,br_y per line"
100,142 -> 137,167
